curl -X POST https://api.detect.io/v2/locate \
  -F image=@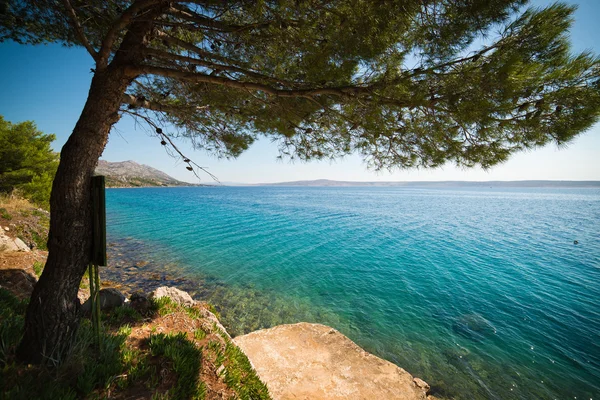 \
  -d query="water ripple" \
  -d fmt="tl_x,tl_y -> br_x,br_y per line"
105,186 -> 600,400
